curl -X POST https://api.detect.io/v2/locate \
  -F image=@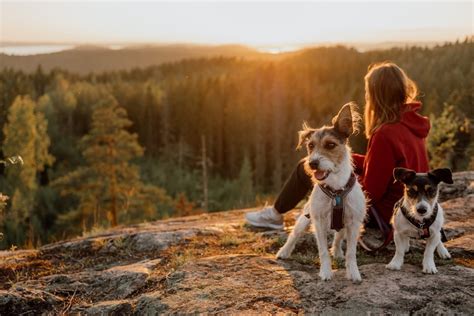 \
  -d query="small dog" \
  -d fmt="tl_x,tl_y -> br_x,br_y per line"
386,167 -> 453,274
276,103 -> 366,282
